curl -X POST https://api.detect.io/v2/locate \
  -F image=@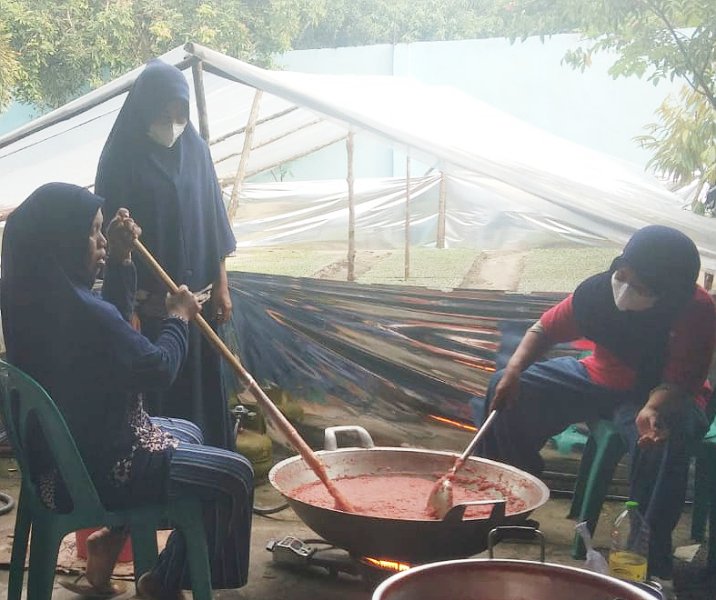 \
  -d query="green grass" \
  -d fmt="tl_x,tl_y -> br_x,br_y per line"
226,245 -> 620,292
226,249 -> 345,278
518,247 -> 617,292
356,247 -> 480,289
